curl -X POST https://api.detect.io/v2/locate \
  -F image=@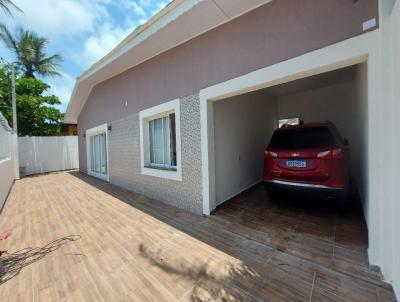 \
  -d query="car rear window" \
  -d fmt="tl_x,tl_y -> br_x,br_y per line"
269,127 -> 336,149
